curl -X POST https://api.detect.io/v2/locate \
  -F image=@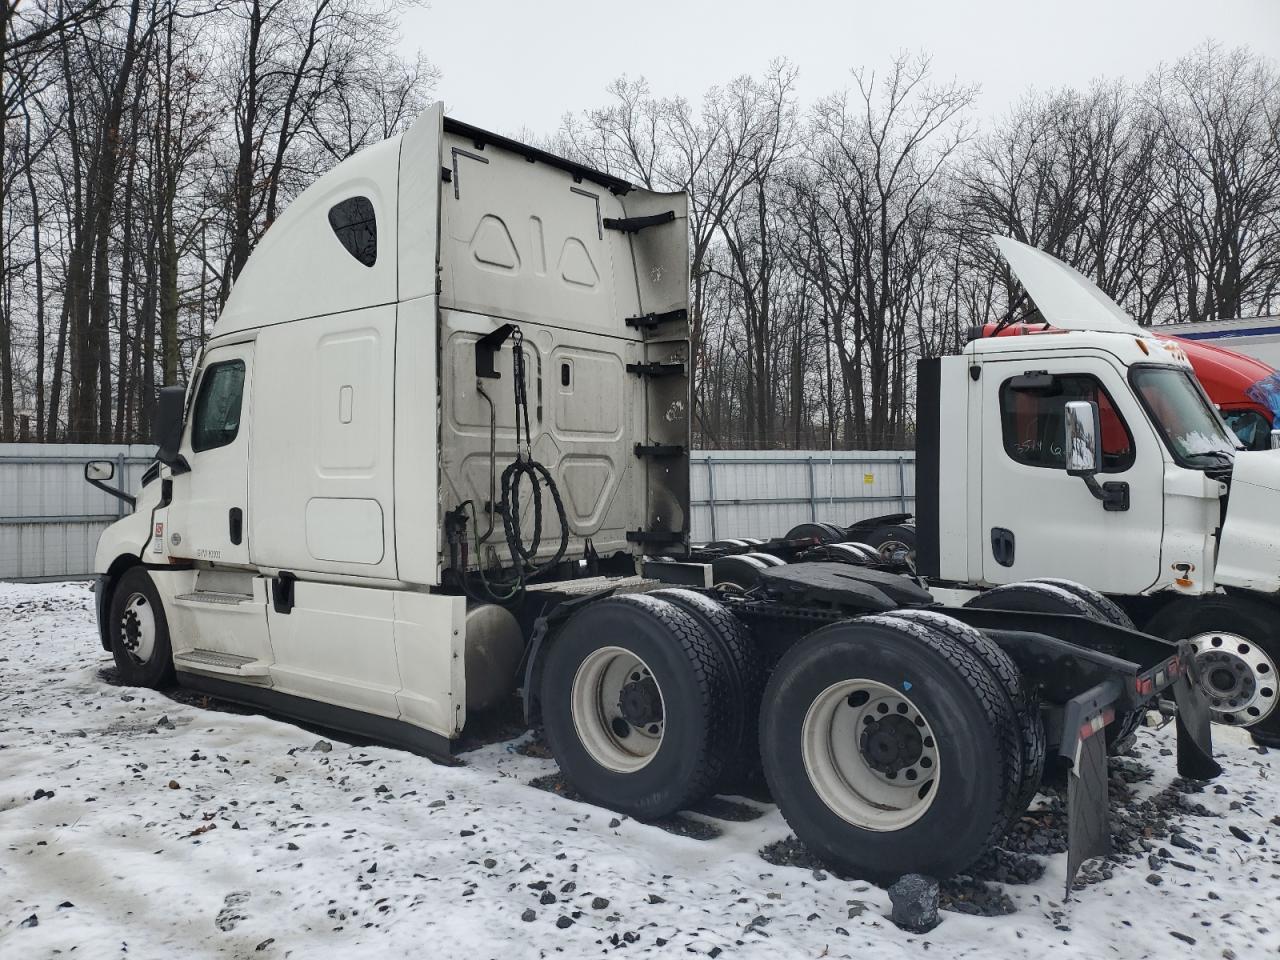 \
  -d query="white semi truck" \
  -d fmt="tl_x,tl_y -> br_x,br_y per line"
85,105 -> 1220,888
763,240 -> 1280,747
